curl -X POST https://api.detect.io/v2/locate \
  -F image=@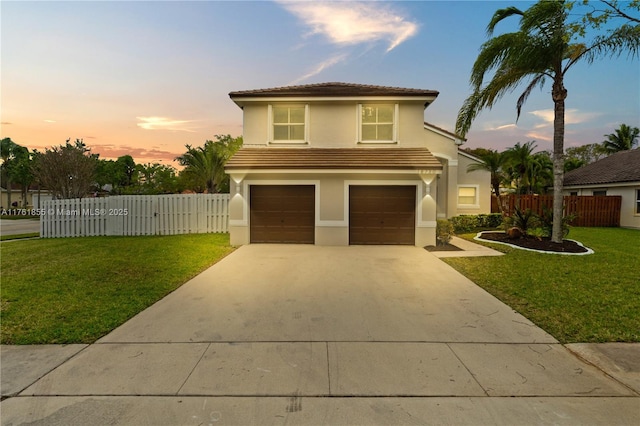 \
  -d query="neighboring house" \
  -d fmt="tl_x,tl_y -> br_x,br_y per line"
563,148 -> 640,229
1,187 -> 53,210
225,82 -> 490,246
